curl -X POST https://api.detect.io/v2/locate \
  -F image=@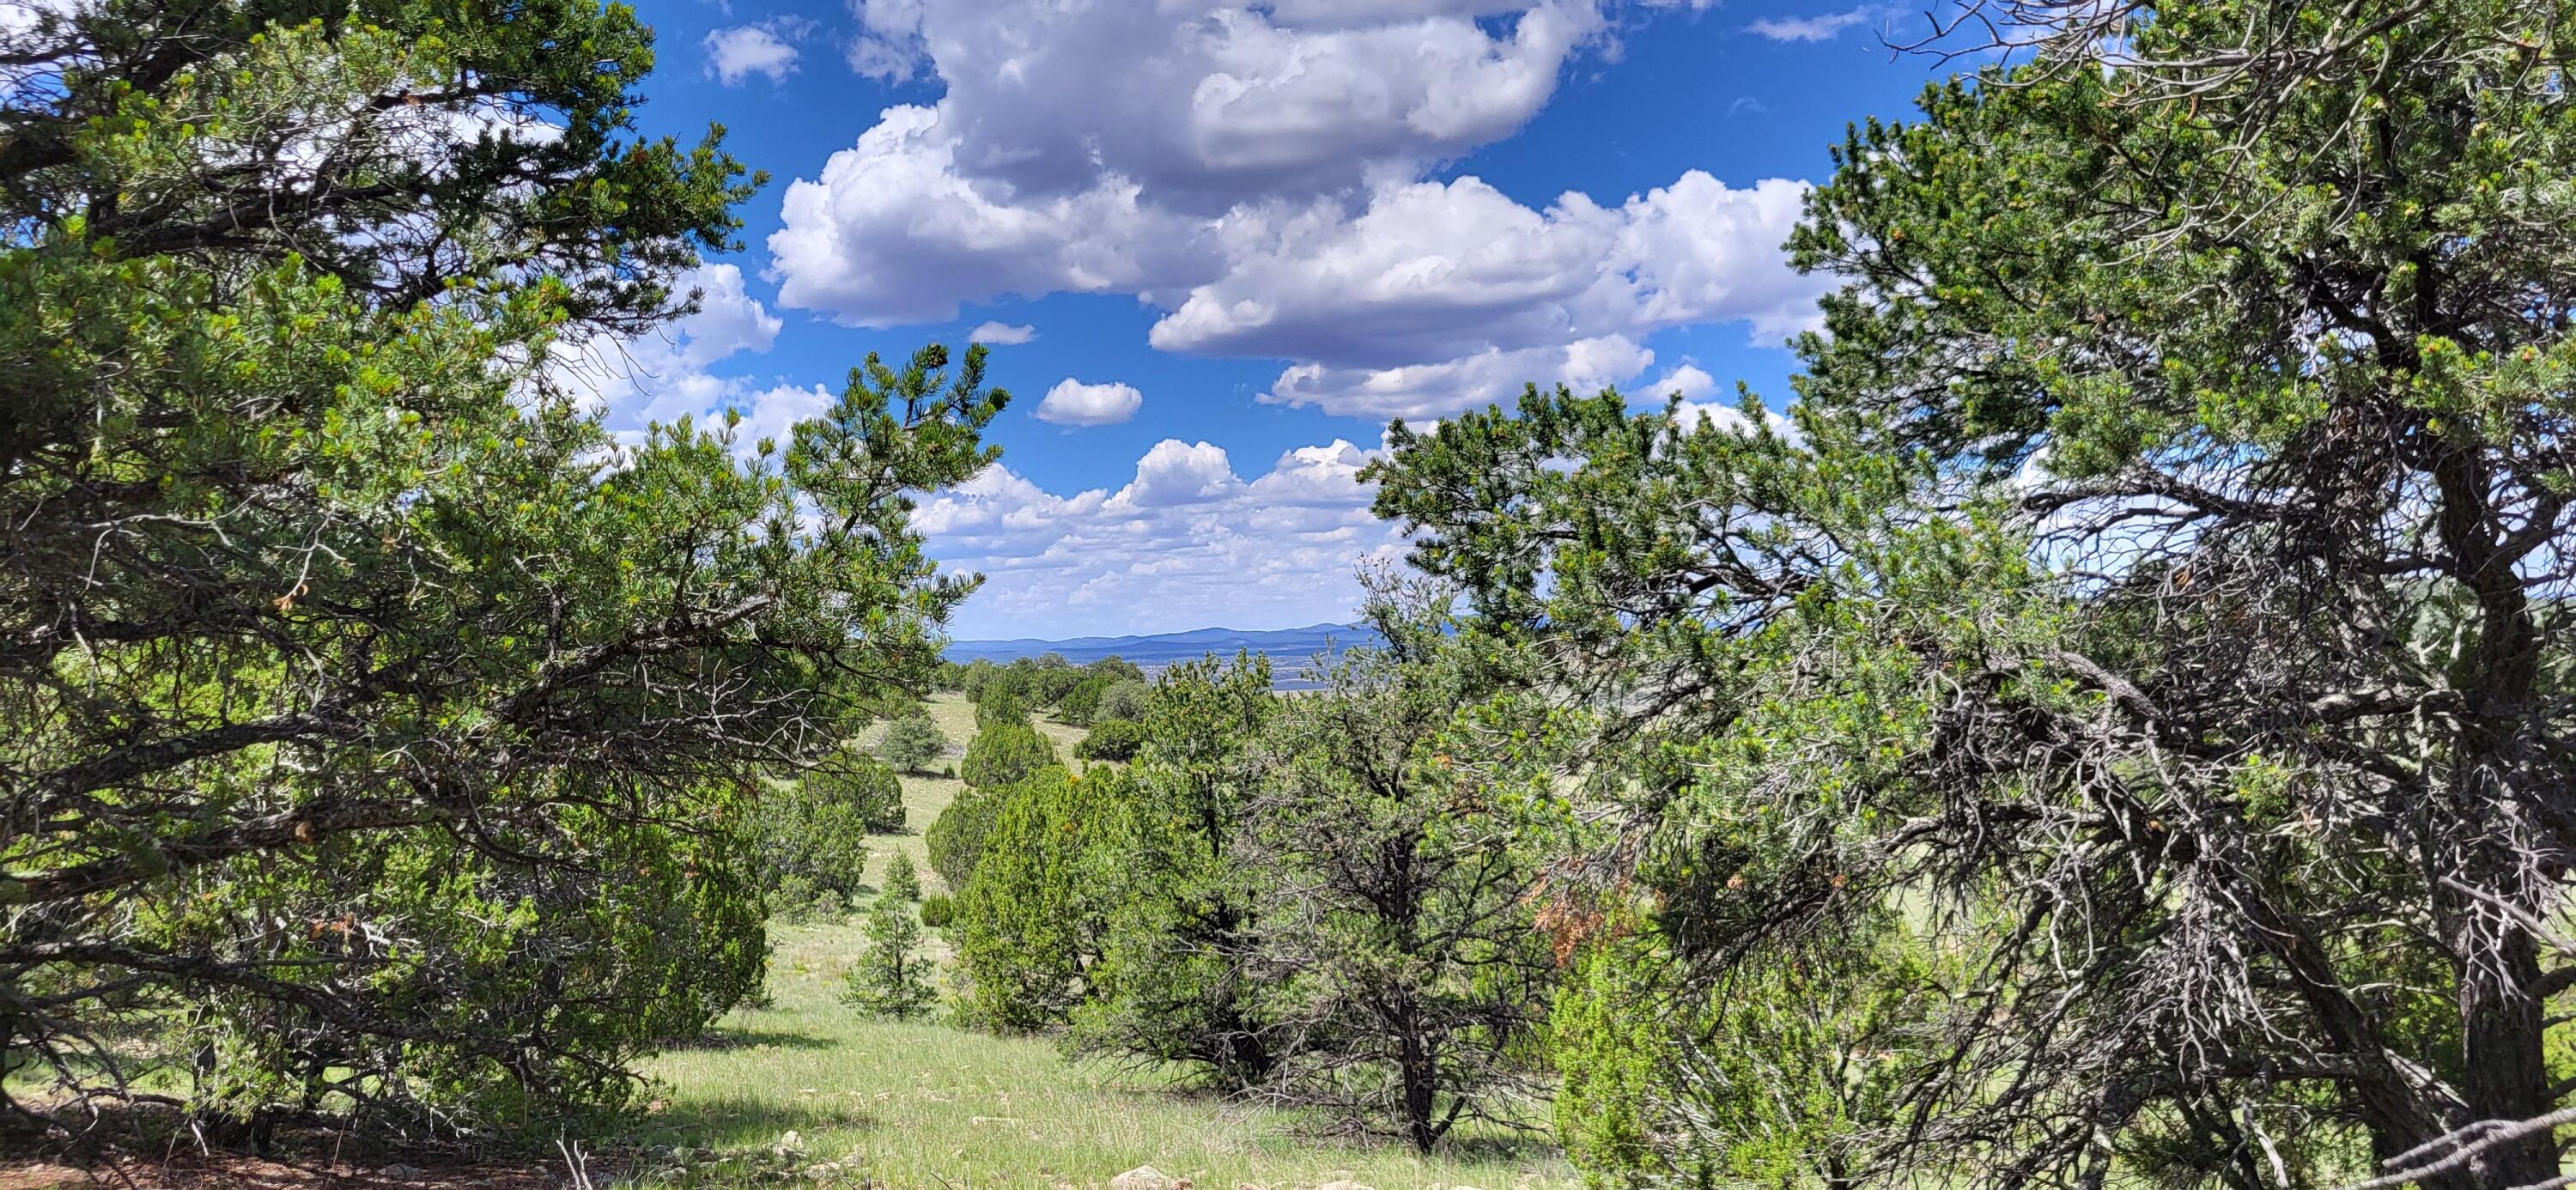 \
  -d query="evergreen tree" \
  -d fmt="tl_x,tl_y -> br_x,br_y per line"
806,746 -> 907,832
1366,3 -> 2576,1183
1072,718 -> 1148,762
1071,657 -> 1280,1090
951,768 -> 1122,1031
877,707 -> 951,774
959,719 -> 1058,788
842,899 -> 937,1022
1244,634 -> 1557,1153
884,853 -> 923,902
0,0 -> 1005,1134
